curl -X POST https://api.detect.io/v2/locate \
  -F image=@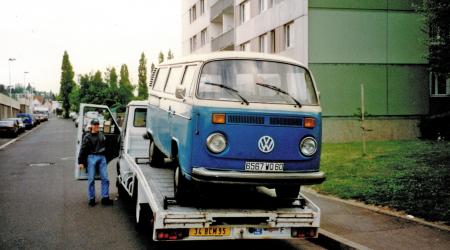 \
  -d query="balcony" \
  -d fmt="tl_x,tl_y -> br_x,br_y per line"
210,0 -> 234,23
211,28 -> 235,51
